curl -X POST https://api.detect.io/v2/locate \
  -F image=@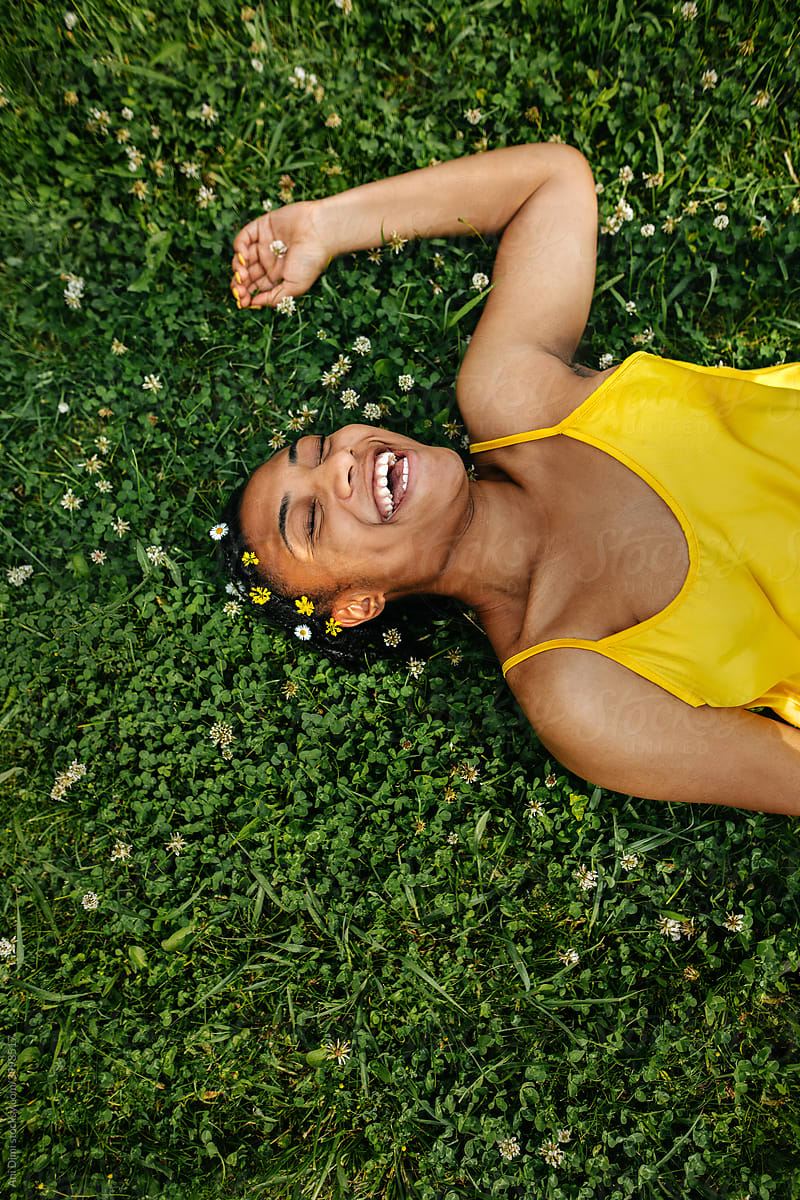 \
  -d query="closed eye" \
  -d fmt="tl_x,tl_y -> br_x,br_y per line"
306,436 -> 326,543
